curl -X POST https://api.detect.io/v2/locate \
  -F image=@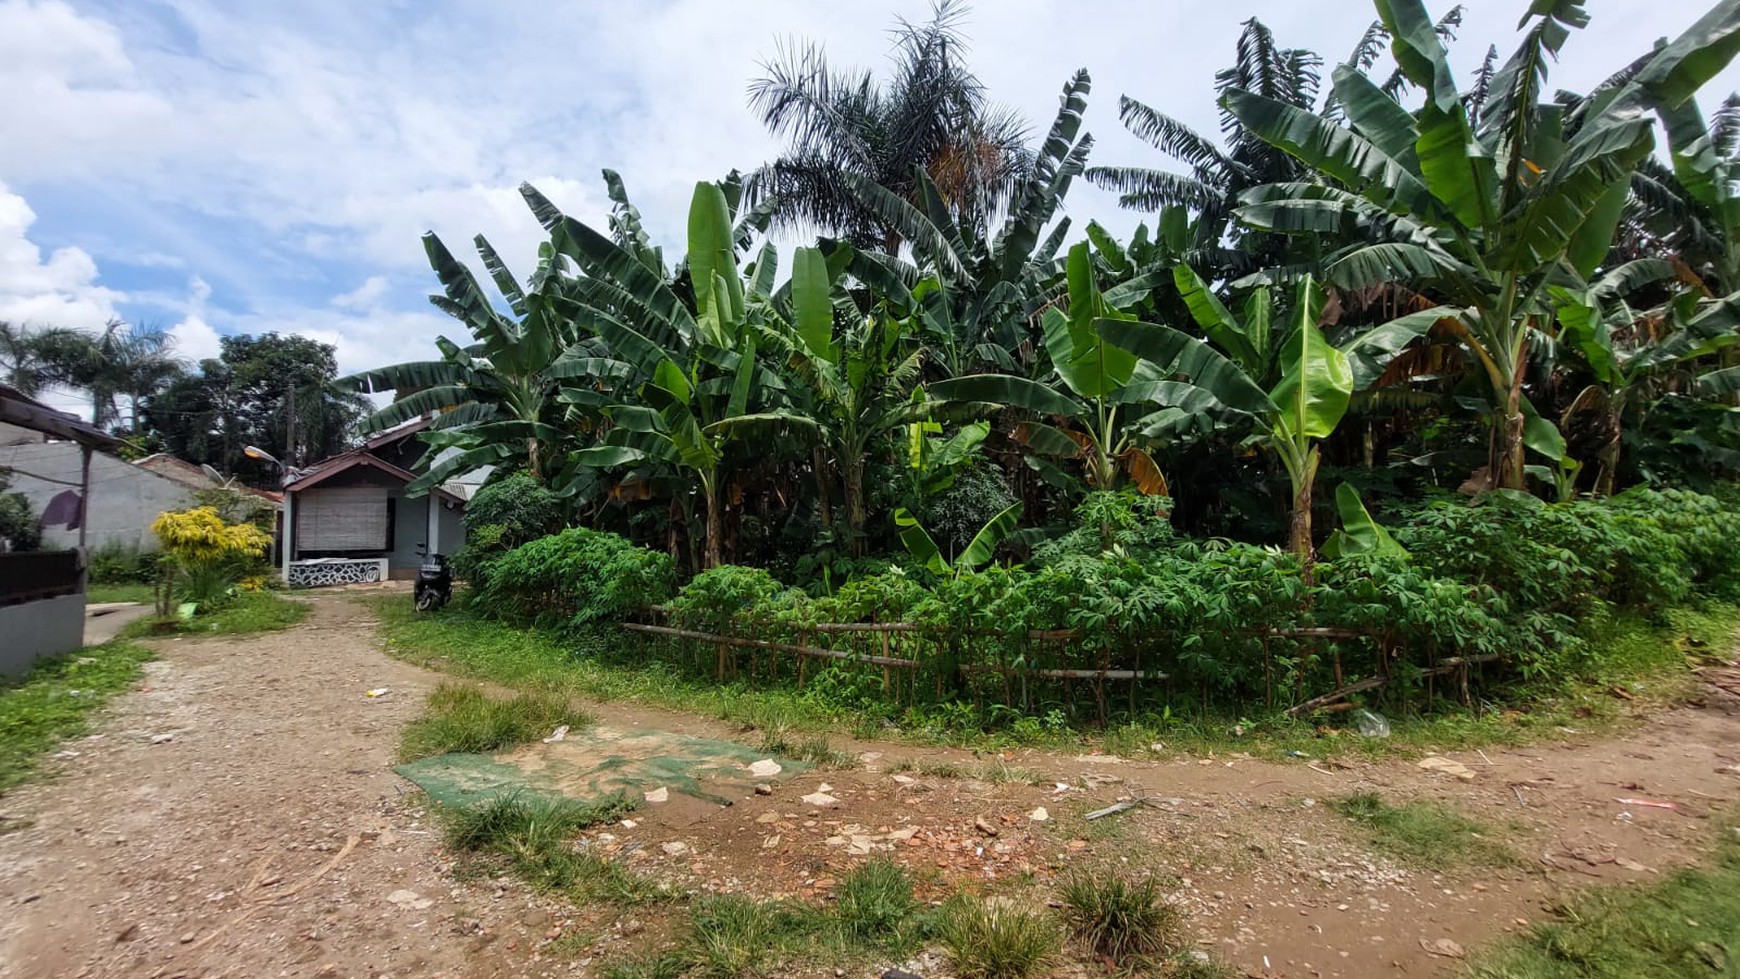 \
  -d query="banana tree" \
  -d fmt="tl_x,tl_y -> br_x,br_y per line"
893,503 -> 1023,576
841,69 -> 1094,377
768,247 -> 930,555
927,241 -> 1171,496
1098,276 -> 1353,562
342,234 -> 621,493
1222,0 -> 1740,490
1554,264 -> 1740,493
533,179 -> 812,569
